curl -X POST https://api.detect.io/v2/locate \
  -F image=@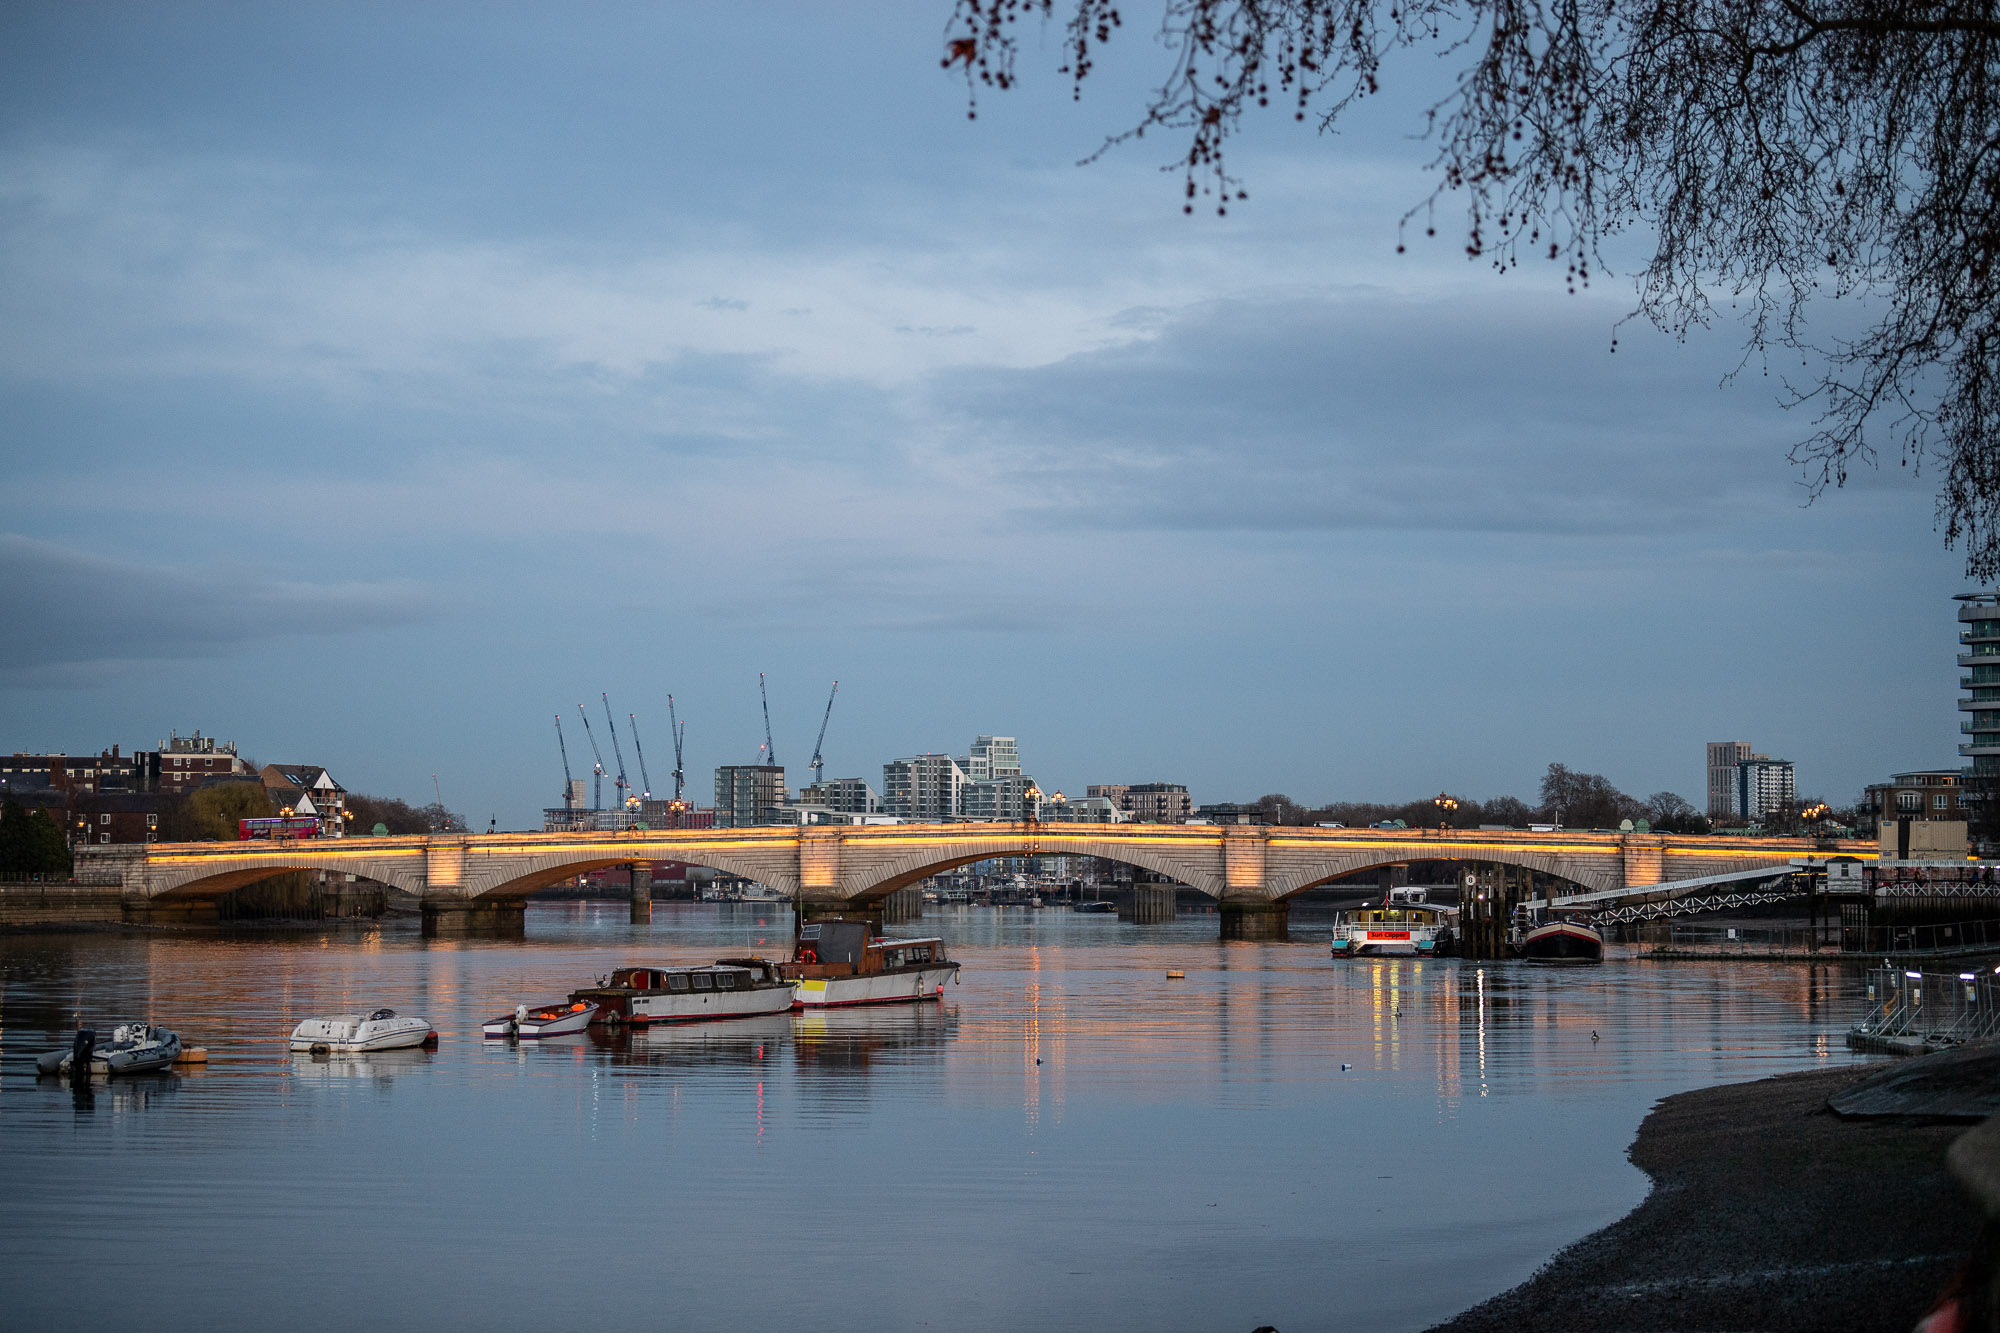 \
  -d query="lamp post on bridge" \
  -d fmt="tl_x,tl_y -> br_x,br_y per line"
1434,792 -> 1458,835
